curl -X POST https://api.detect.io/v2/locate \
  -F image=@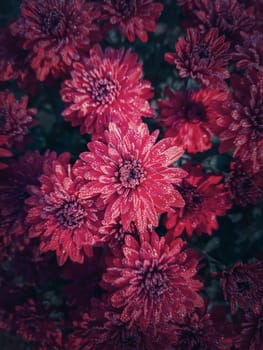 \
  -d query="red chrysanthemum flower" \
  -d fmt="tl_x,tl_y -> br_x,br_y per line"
10,0 -> 101,81
221,261 -> 263,314
0,90 -> 37,149
188,0 -> 256,45
67,298 -> 167,350
163,305 -> 233,350
157,87 -> 228,154
74,122 -> 186,232
234,307 -> 263,350
11,299 -> 62,350
0,151 -> 55,254
165,27 -> 230,88
226,160 -> 263,207
26,153 -> 104,266
210,71 -> 263,172
101,230 -> 204,332
164,163 -> 232,237
101,0 -> 163,42
61,44 -> 154,135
